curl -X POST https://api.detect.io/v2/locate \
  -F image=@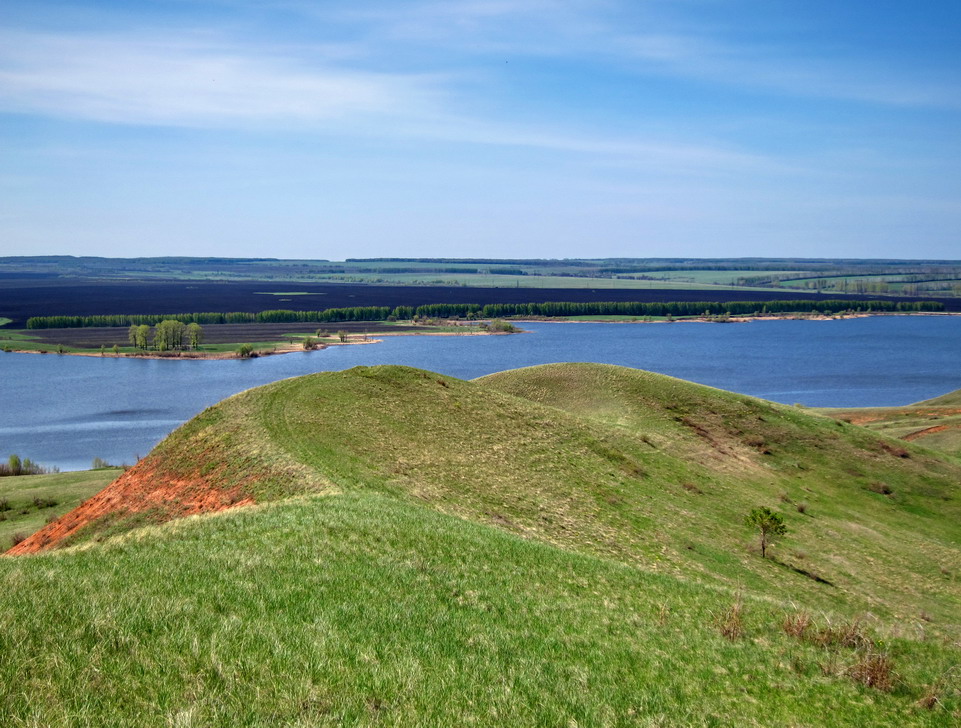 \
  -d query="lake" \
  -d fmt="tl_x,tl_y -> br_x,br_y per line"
2,316 -> 960,471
